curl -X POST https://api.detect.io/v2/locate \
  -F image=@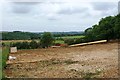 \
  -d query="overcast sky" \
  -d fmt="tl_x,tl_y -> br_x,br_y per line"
0,0 -> 119,32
